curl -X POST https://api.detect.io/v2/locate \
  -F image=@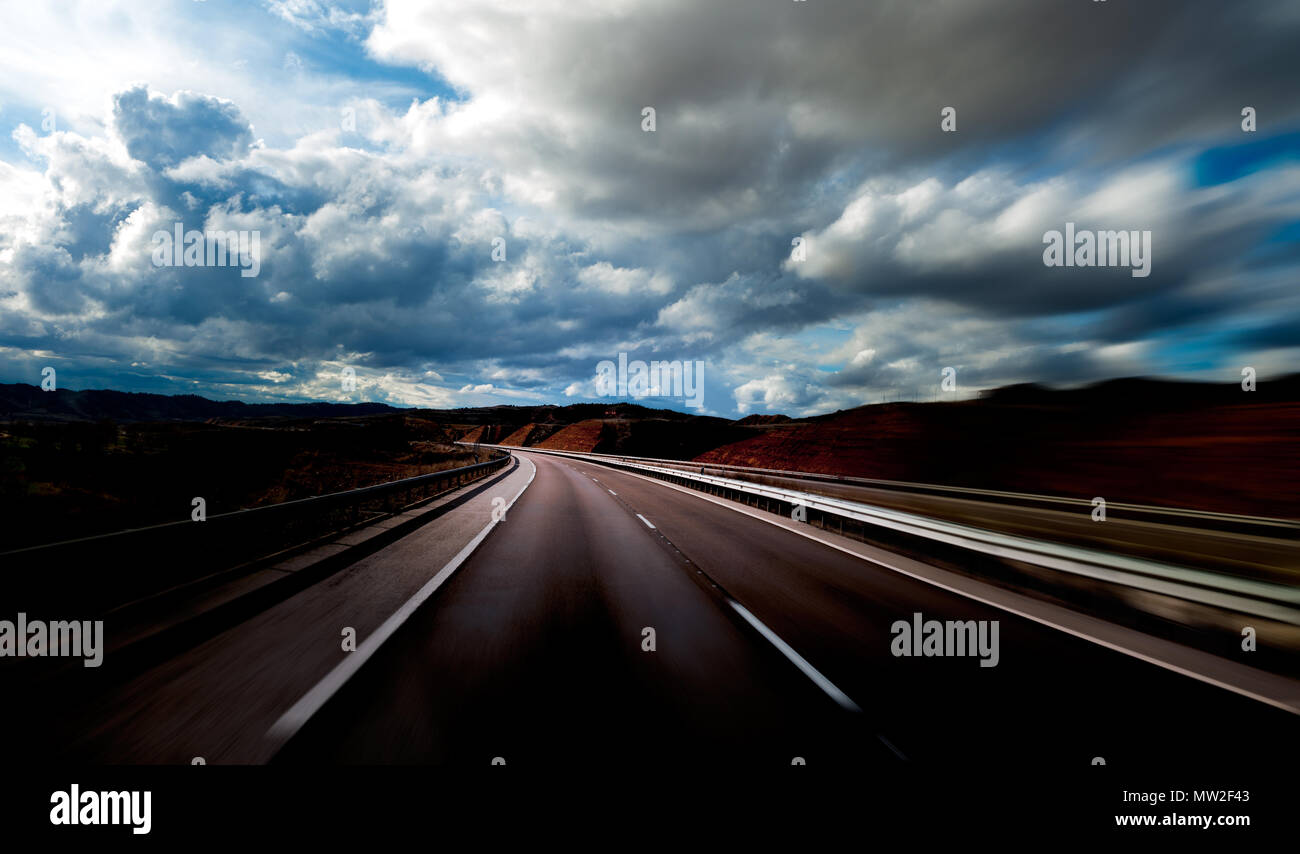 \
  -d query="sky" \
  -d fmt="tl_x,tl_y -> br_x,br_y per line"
0,0 -> 1297,418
